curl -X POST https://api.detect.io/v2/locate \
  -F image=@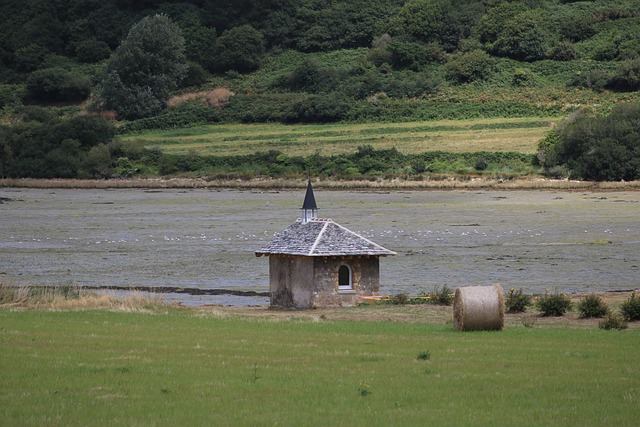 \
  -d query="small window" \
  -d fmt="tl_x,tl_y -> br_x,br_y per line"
338,265 -> 352,290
